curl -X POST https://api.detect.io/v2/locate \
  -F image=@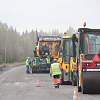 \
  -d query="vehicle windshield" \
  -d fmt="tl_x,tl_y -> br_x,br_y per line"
63,39 -> 69,62
84,33 -> 100,54
39,41 -> 61,56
